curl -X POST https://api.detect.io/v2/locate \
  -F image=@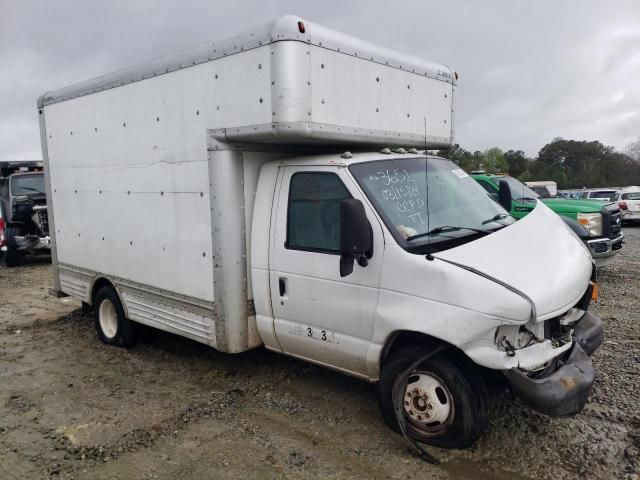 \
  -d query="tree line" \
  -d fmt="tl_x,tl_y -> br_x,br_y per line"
436,137 -> 640,189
